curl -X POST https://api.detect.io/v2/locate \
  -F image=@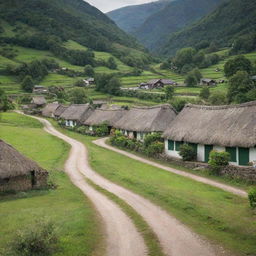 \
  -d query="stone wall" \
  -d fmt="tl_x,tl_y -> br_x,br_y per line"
162,154 -> 256,183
